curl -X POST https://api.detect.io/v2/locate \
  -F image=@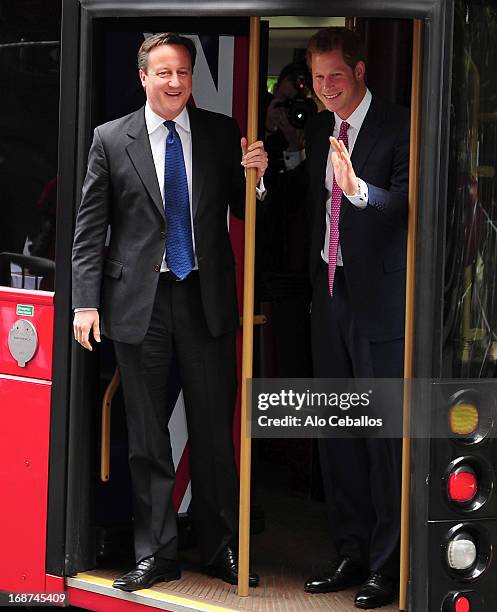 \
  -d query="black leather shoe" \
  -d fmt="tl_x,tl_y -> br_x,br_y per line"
113,556 -> 181,592
305,557 -> 367,594
354,572 -> 396,609
205,546 -> 260,587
